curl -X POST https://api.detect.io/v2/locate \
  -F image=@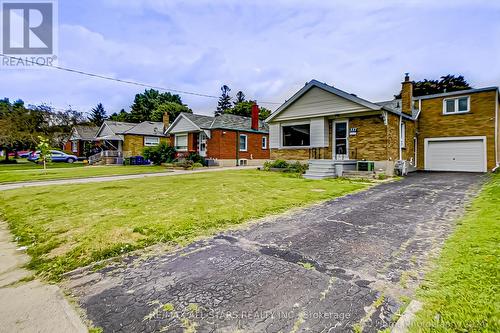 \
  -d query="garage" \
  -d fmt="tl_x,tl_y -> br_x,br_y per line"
425,137 -> 486,172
